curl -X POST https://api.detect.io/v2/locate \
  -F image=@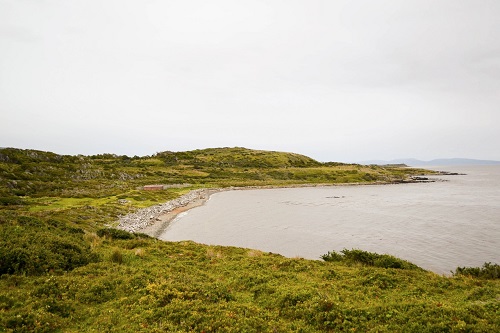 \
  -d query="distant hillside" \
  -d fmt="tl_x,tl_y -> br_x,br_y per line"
360,158 -> 500,167
1,146 -> 424,204
154,147 -> 323,168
